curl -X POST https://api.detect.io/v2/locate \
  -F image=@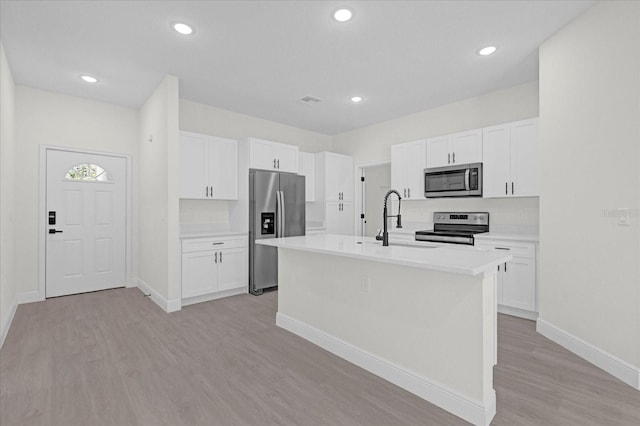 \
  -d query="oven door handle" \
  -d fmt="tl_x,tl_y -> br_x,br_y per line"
464,169 -> 470,190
